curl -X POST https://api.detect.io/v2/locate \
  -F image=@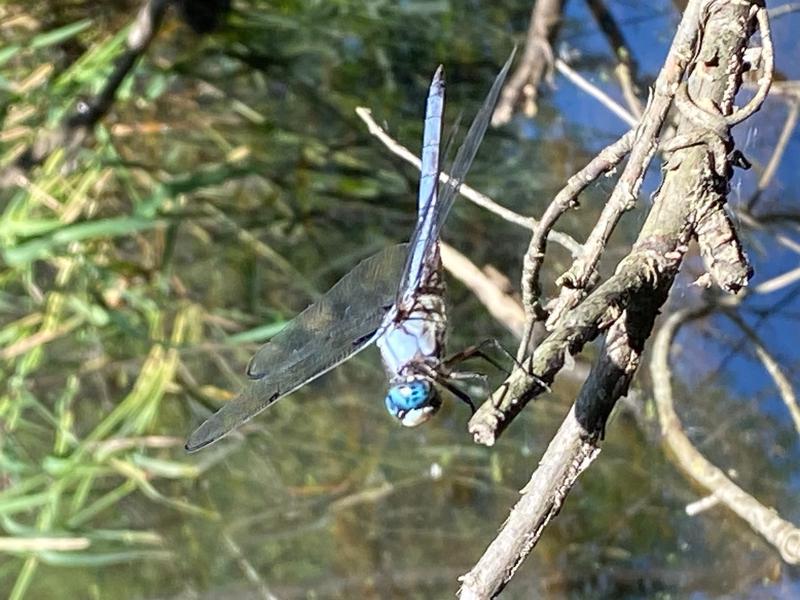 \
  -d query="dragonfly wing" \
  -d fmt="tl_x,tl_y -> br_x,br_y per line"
185,243 -> 408,452
398,50 -> 515,302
